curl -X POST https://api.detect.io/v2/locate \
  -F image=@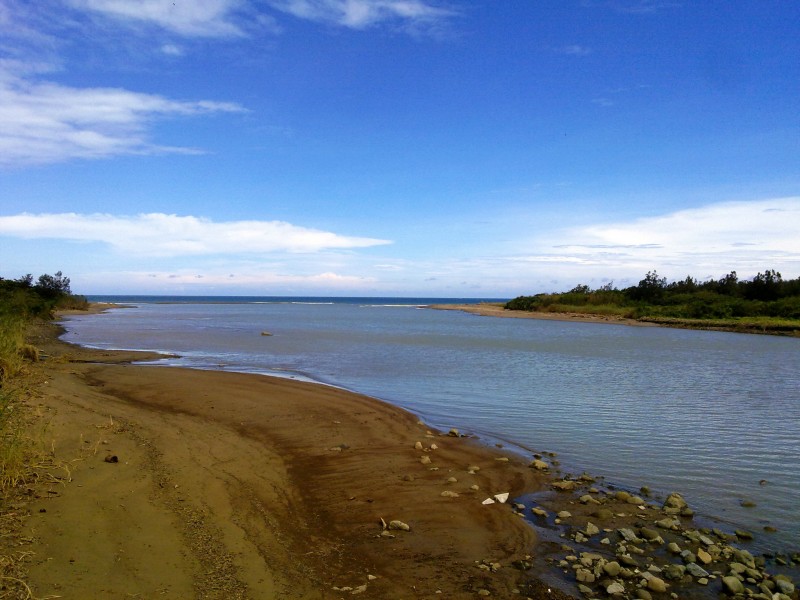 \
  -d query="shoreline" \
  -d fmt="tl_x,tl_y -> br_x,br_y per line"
8,315 -> 566,599
4,308 -> 797,599
428,303 -> 655,327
